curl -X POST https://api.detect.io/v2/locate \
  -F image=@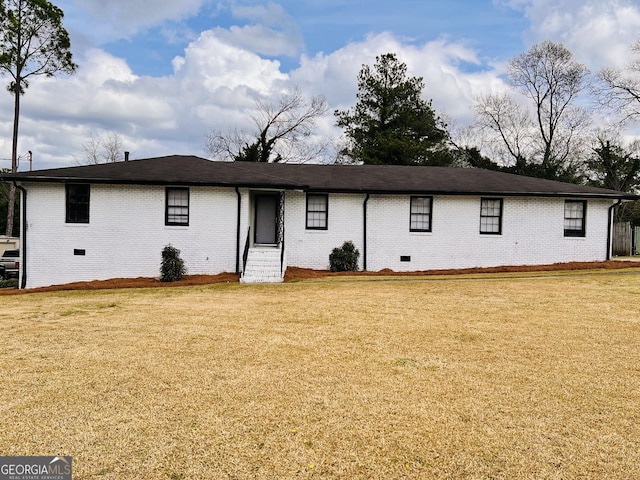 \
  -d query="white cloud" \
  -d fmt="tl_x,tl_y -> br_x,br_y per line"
0,28 -> 297,168
70,0 -> 206,39
209,24 -> 302,57
499,0 -> 640,68
172,30 -> 288,99
27,50 -> 173,128
212,2 -> 303,57
5,0 -> 640,170
231,2 -> 288,23
291,32 -> 507,129
1,28 -> 509,169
